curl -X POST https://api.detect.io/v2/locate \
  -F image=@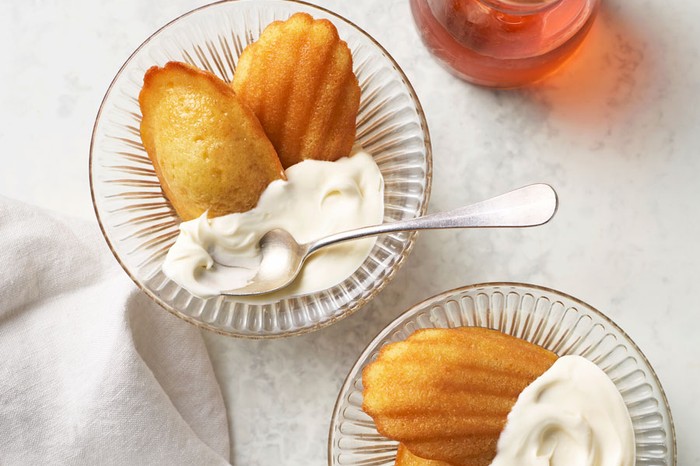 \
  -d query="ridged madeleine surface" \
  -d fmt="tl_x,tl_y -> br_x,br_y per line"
396,444 -> 455,466
139,61 -> 285,221
232,12 -> 360,168
362,327 -> 557,466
